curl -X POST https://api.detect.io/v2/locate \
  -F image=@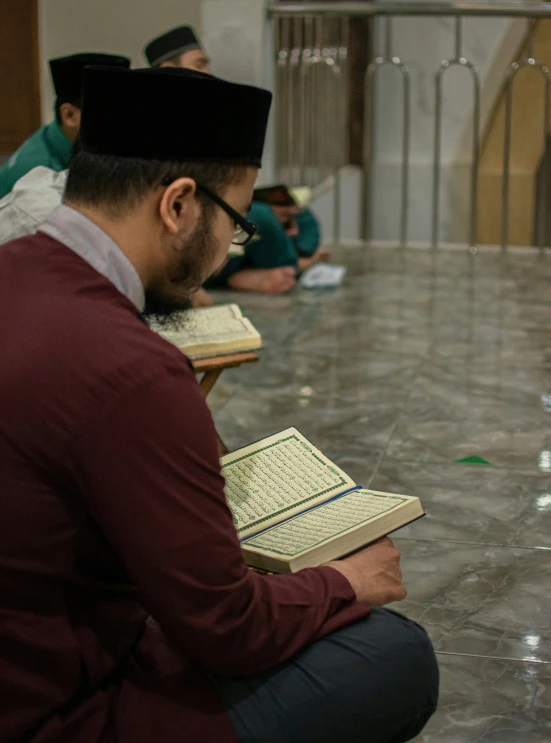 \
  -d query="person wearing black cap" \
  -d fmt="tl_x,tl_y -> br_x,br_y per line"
207,184 -> 331,293
0,66 -> 438,743
0,52 -> 130,198
145,25 -> 211,72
